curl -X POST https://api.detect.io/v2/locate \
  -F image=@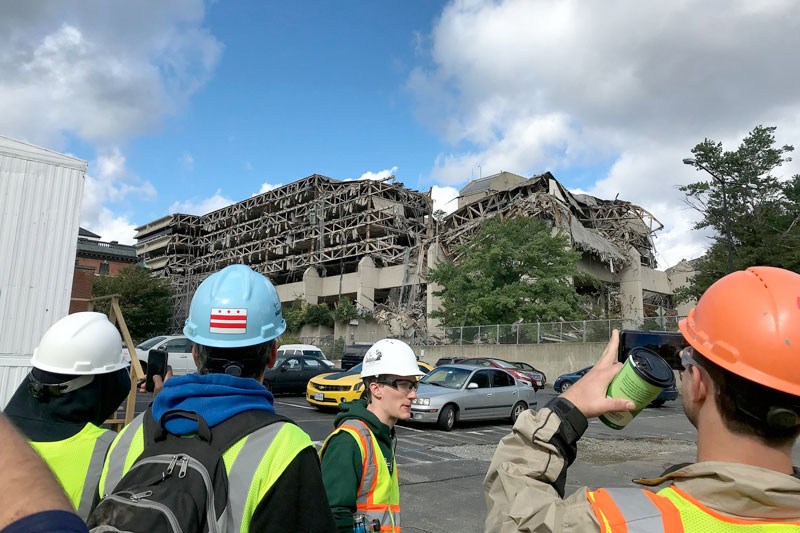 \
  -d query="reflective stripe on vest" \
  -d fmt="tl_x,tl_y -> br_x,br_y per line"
100,412 -> 145,496
226,422 -> 287,533
588,485 -> 800,532
30,423 -> 116,520
99,414 -> 308,533
321,419 -> 400,532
